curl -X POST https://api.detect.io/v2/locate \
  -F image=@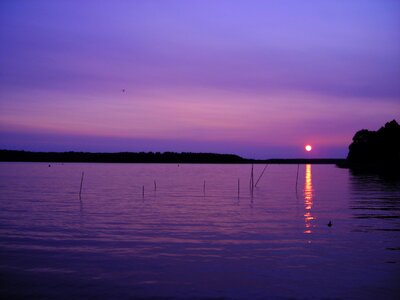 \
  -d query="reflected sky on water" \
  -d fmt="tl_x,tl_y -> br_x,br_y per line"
0,163 -> 399,299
